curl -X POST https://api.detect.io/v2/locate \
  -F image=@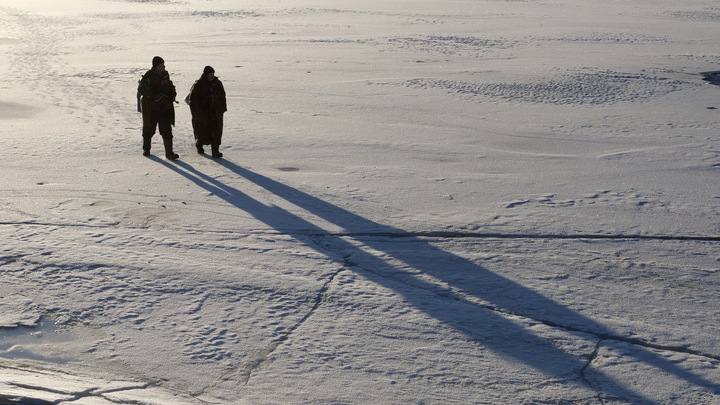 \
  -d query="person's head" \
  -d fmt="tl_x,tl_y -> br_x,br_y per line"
203,65 -> 215,81
152,56 -> 165,73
